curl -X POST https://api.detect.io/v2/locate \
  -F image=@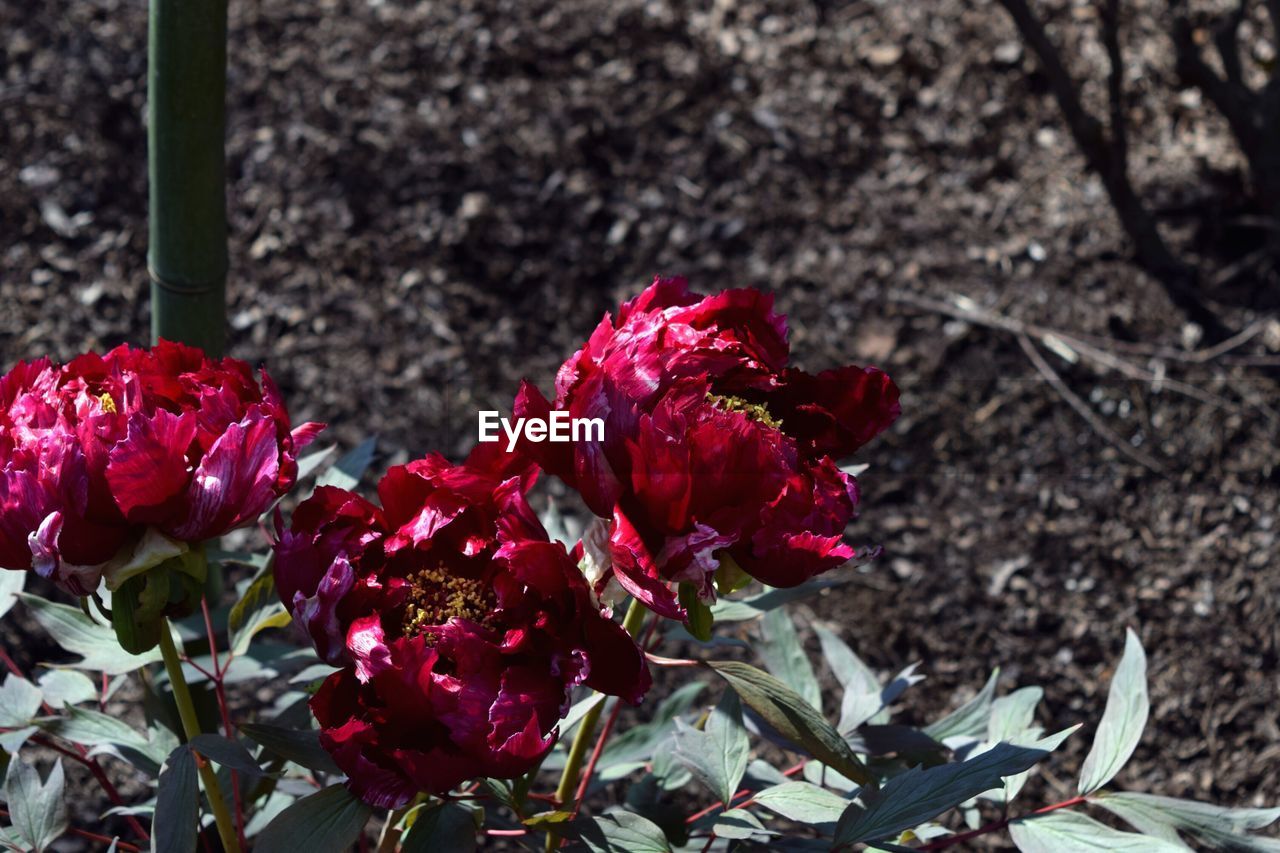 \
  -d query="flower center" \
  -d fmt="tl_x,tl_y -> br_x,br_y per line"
706,392 -> 782,430
402,564 -> 495,638
97,392 -> 117,414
